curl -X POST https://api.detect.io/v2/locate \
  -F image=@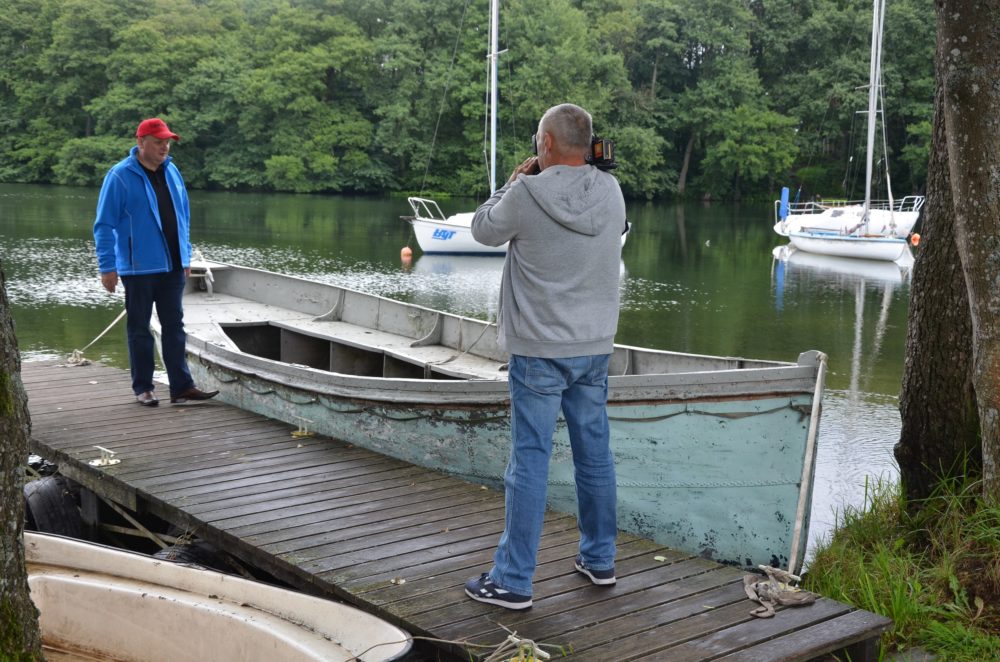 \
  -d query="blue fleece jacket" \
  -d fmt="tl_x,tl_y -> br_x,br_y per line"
93,146 -> 191,275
